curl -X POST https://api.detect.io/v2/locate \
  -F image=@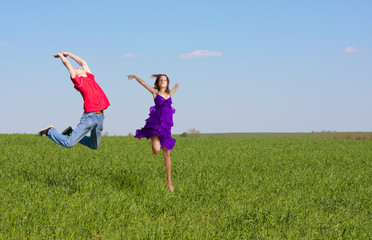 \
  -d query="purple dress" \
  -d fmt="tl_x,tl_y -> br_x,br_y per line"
135,94 -> 176,150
